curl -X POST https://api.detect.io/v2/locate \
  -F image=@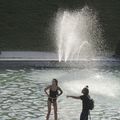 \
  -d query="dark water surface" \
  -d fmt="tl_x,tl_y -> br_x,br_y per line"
0,0 -> 120,51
